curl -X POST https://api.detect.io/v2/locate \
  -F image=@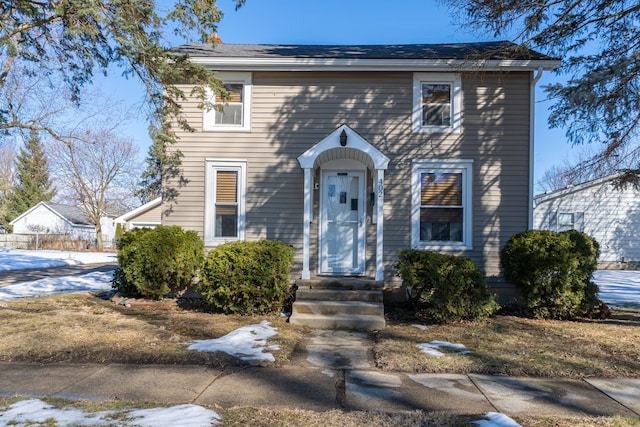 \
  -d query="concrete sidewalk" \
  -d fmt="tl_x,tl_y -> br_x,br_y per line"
1,329 -> 639,419
0,362 -> 639,418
